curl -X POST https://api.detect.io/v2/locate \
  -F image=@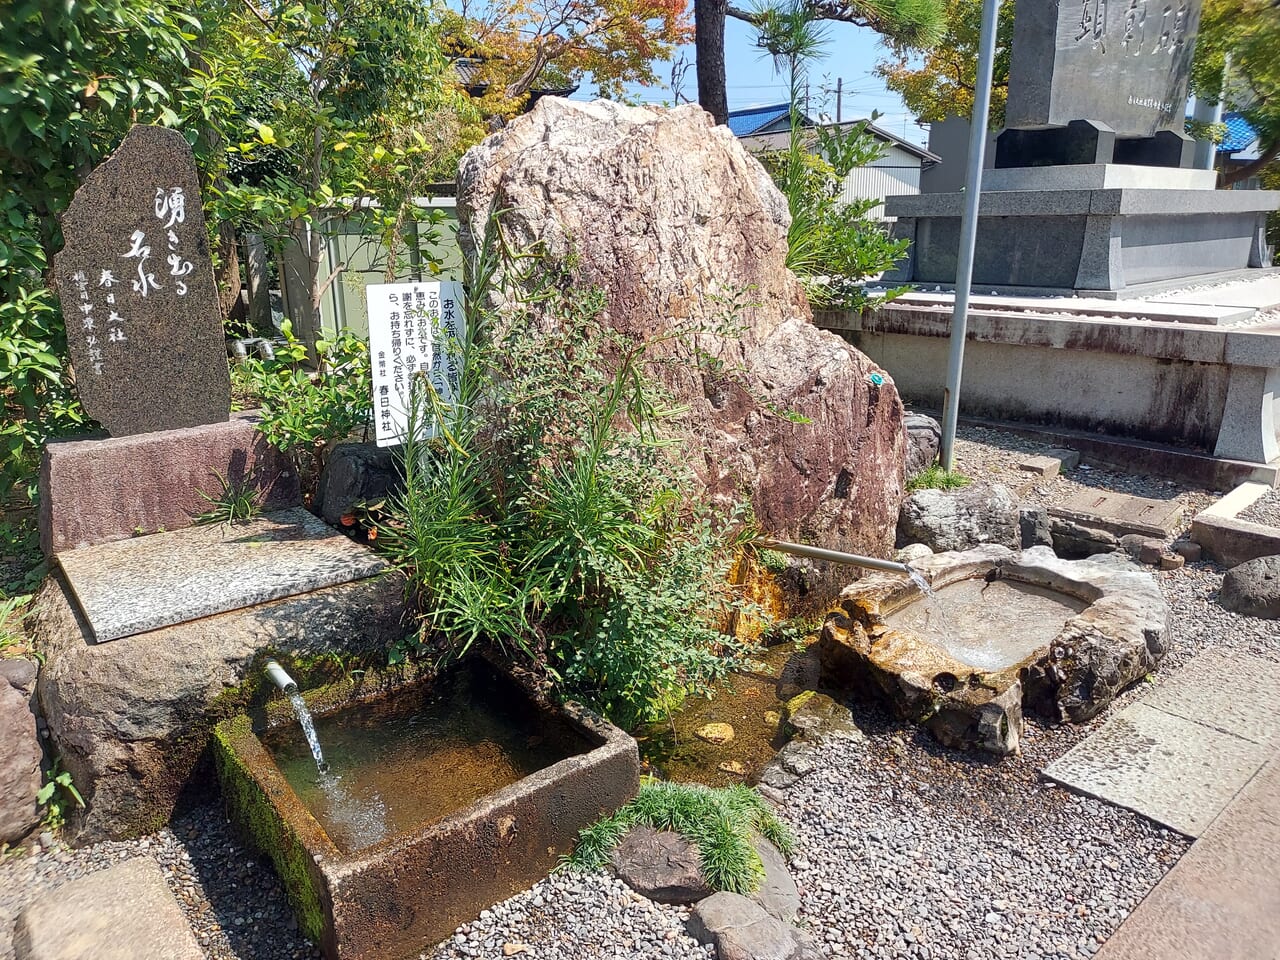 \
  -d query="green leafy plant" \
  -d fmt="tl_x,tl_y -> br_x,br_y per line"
565,780 -> 794,894
752,0 -> 911,309
36,762 -> 85,830
0,594 -> 29,654
231,320 -> 372,492
195,470 -> 263,525
375,212 -> 761,728
906,465 -> 970,492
